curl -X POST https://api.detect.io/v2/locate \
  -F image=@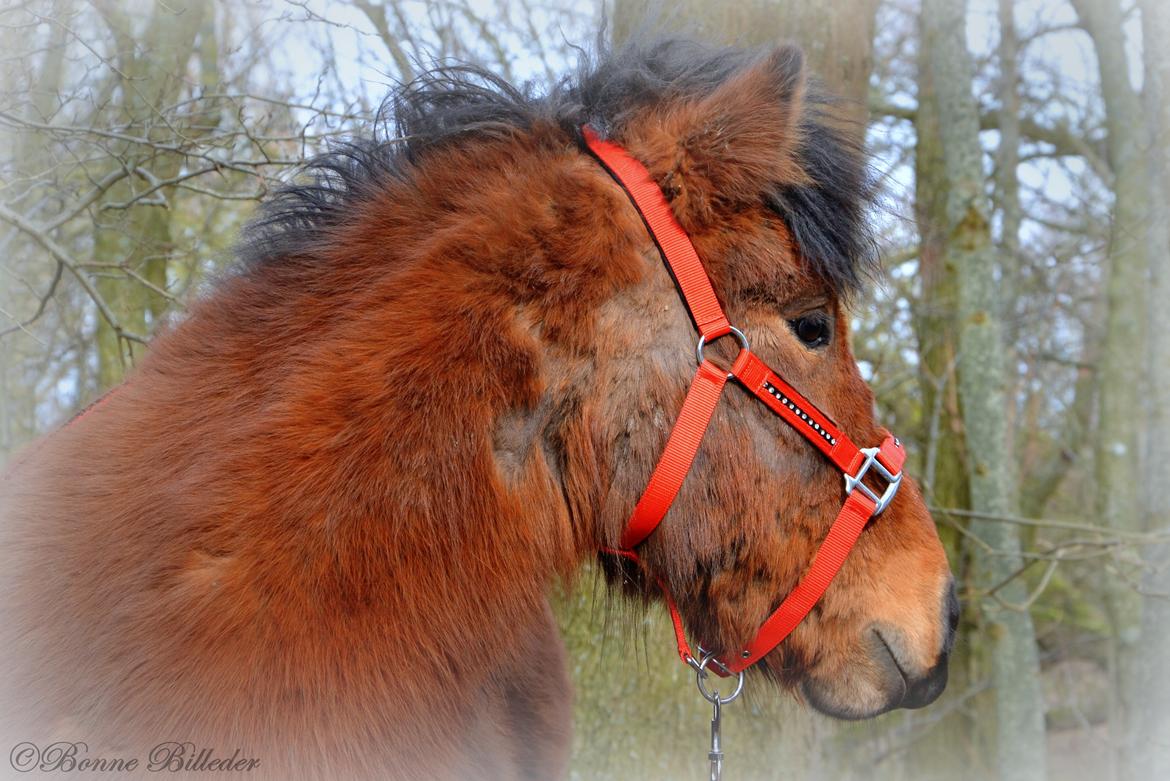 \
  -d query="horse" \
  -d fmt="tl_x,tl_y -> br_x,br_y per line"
0,39 -> 957,780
